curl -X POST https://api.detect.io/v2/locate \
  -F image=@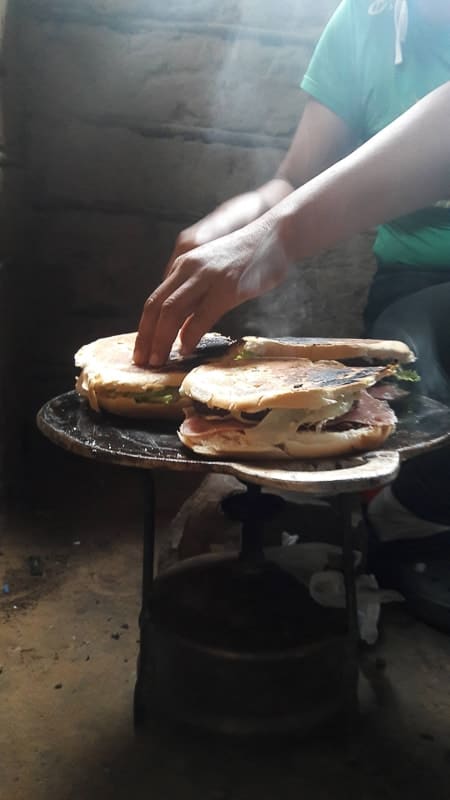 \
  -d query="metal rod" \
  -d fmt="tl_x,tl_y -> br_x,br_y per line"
141,469 -> 156,613
239,483 -> 265,563
338,493 -> 360,720
135,469 -> 157,727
